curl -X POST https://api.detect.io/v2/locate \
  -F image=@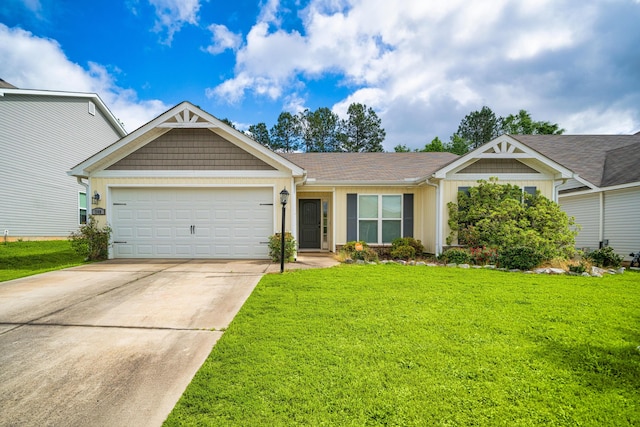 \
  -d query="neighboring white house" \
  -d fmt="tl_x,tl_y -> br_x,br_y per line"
0,80 -> 127,240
